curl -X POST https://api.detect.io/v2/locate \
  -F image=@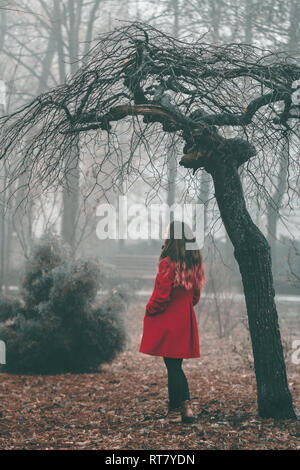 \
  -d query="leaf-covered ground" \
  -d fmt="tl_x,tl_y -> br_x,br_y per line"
0,299 -> 299,450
